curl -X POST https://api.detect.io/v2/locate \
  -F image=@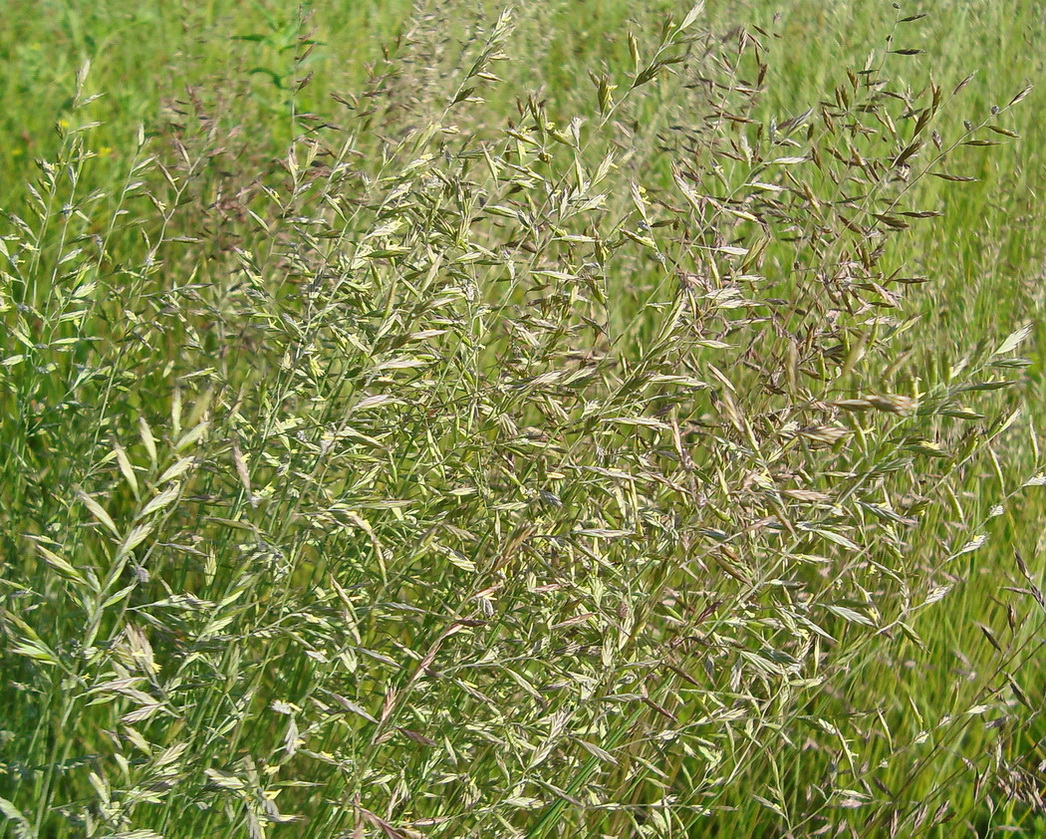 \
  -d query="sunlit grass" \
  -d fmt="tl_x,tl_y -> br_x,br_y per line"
1,1 -> 1043,836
